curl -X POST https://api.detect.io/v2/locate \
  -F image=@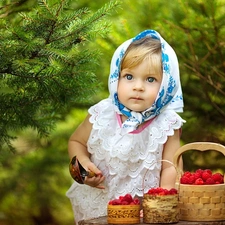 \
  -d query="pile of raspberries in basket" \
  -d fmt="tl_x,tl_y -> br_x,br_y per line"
180,169 -> 224,185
